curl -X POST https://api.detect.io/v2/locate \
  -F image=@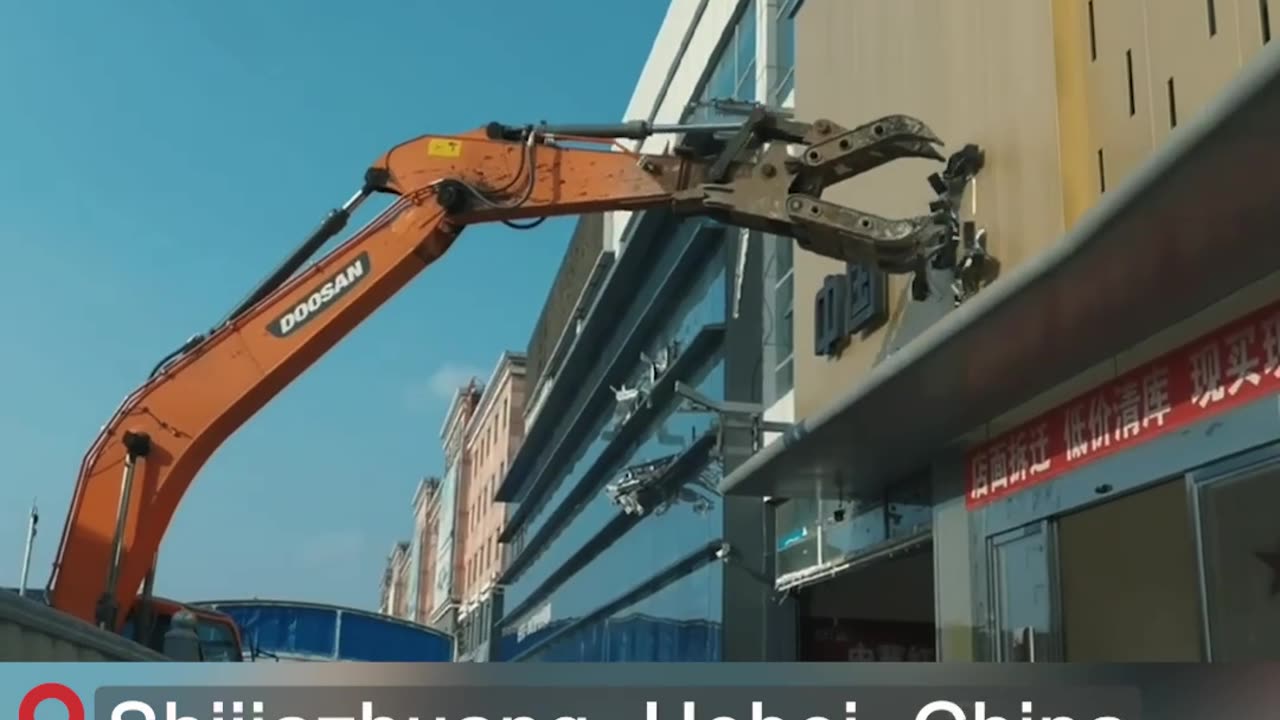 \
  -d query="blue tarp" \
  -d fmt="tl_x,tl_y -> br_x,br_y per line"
5,589 -> 453,662
200,600 -> 453,662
